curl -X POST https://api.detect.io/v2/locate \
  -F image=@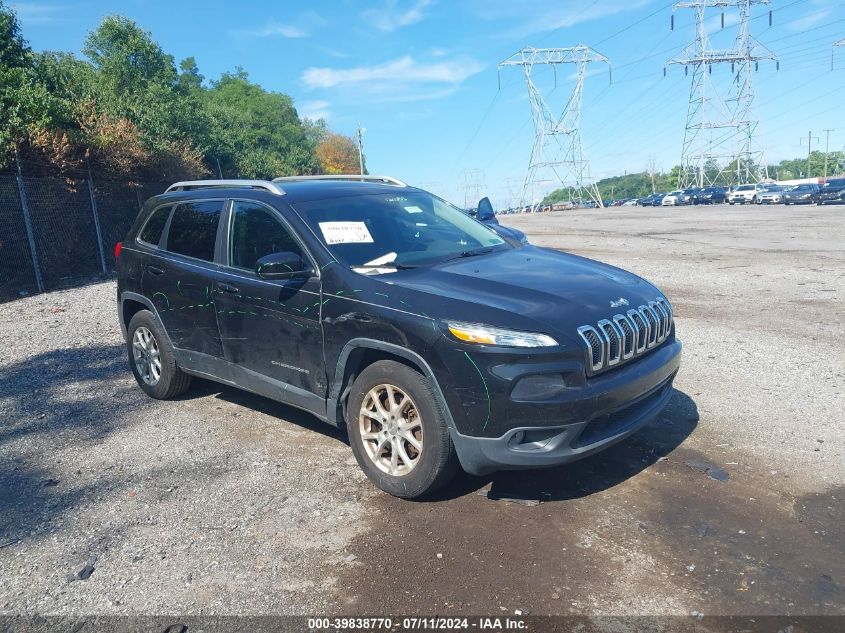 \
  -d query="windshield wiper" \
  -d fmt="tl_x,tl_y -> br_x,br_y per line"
437,247 -> 495,264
